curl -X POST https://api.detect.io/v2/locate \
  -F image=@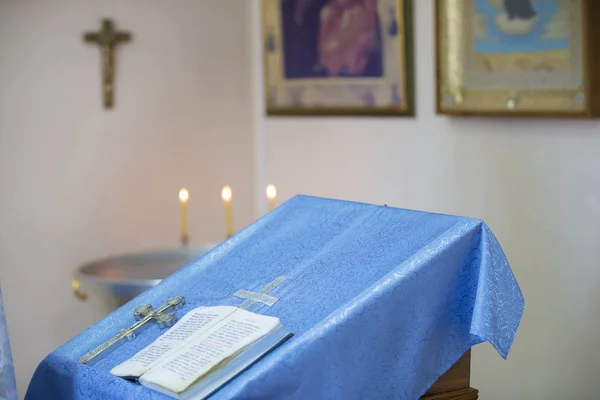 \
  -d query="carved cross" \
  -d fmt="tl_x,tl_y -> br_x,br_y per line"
84,19 -> 131,109
234,276 -> 287,309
